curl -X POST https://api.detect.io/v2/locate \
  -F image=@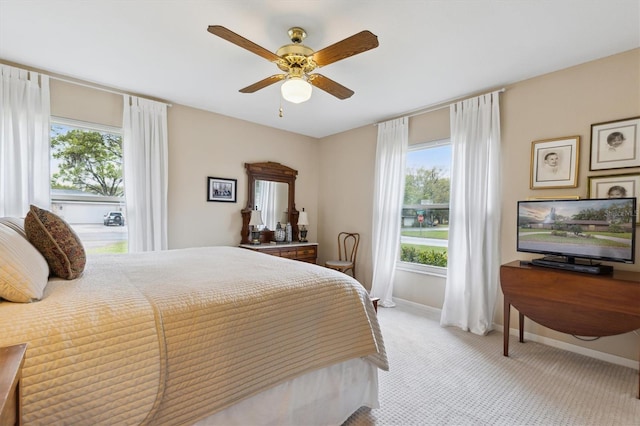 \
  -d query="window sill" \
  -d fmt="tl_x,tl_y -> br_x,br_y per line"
396,261 -> 447,278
